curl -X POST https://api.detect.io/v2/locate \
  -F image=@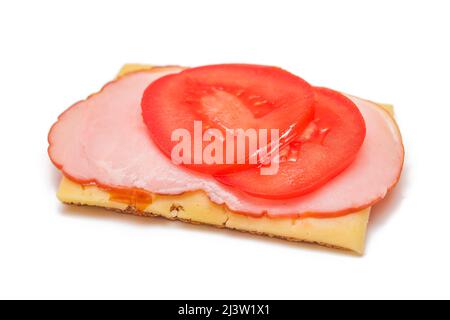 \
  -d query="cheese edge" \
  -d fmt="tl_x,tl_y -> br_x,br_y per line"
57,176 -> 370,254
